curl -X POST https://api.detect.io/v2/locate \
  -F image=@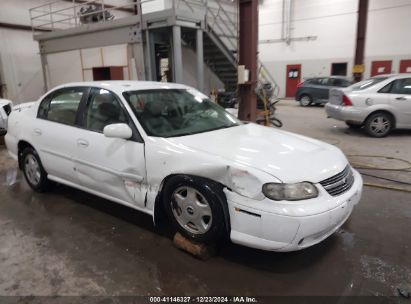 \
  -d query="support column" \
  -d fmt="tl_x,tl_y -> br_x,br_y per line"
130,42 -> 146,80
172,25 -> 183,83
196,29 -> 204,92
145,30 -> 153,80
40,52 -> 49,93
238,0 -> 258,121
353,0 -> 368,82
